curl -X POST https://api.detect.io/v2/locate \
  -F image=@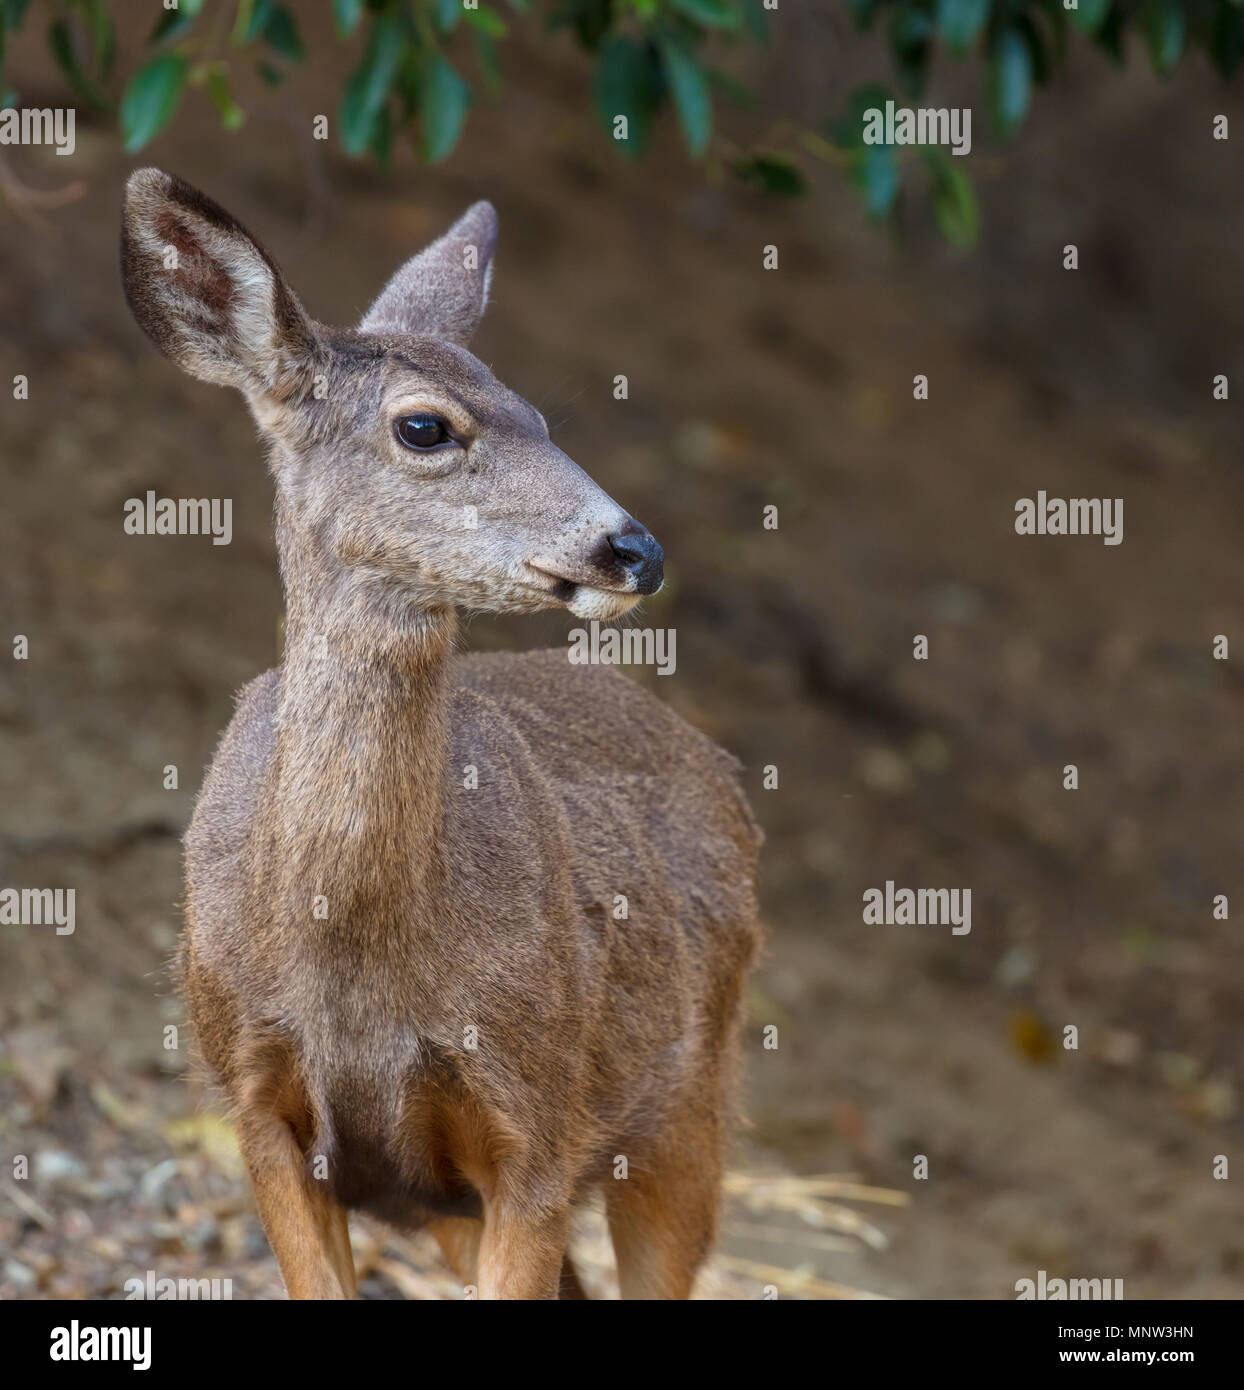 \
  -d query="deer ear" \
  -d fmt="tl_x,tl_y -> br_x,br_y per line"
121,168 -> 315,395
360,201 -> 497,345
